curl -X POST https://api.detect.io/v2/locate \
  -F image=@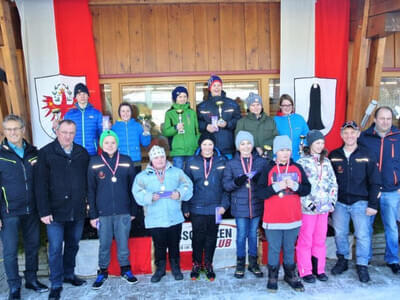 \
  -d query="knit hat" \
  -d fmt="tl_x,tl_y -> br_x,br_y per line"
246,92 -> 263,107
149,145 -> 166,161
99,130 -> 119,149
198,132 -> 216,147
306,130 -> 324,147
74,83 -> 89,98
235,131 -> 254,150
273,135 -> 292,154
207,75 -> 222,90
172,86 -> 188,102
